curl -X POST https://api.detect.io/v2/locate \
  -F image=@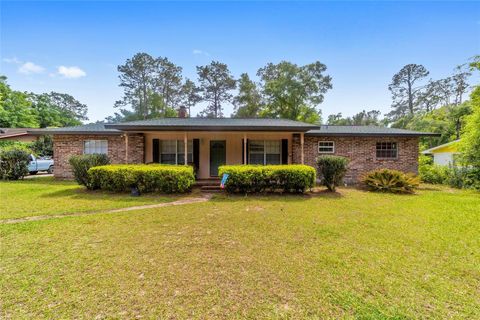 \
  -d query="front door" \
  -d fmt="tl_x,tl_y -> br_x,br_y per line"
210,140 -> 226,177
